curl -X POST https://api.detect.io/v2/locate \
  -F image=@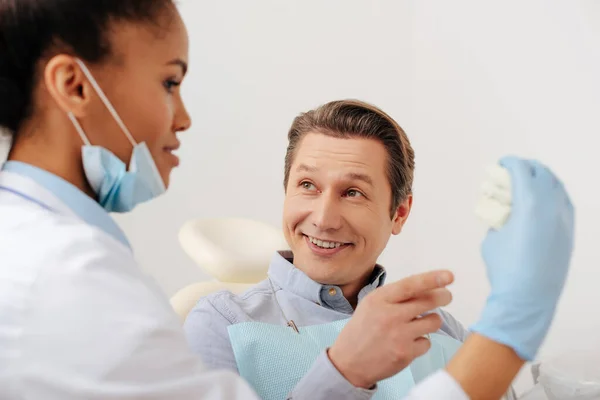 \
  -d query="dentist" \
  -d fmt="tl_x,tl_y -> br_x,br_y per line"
0,1 -> 574,399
